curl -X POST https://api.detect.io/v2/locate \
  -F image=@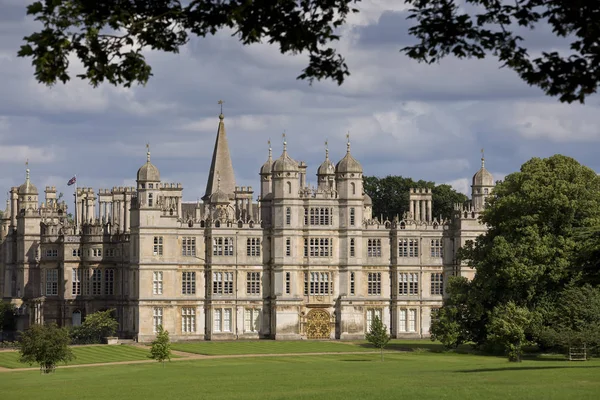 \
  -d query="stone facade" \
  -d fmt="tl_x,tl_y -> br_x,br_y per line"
0,113 -> 494,342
